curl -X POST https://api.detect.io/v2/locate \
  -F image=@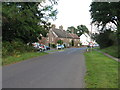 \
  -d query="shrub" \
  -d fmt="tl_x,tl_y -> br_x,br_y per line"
51,44 -> 56,48
2,41 -> 35,58
71,40 -> 74,46
57,40 -> 63,45
93,30 -> 115,49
